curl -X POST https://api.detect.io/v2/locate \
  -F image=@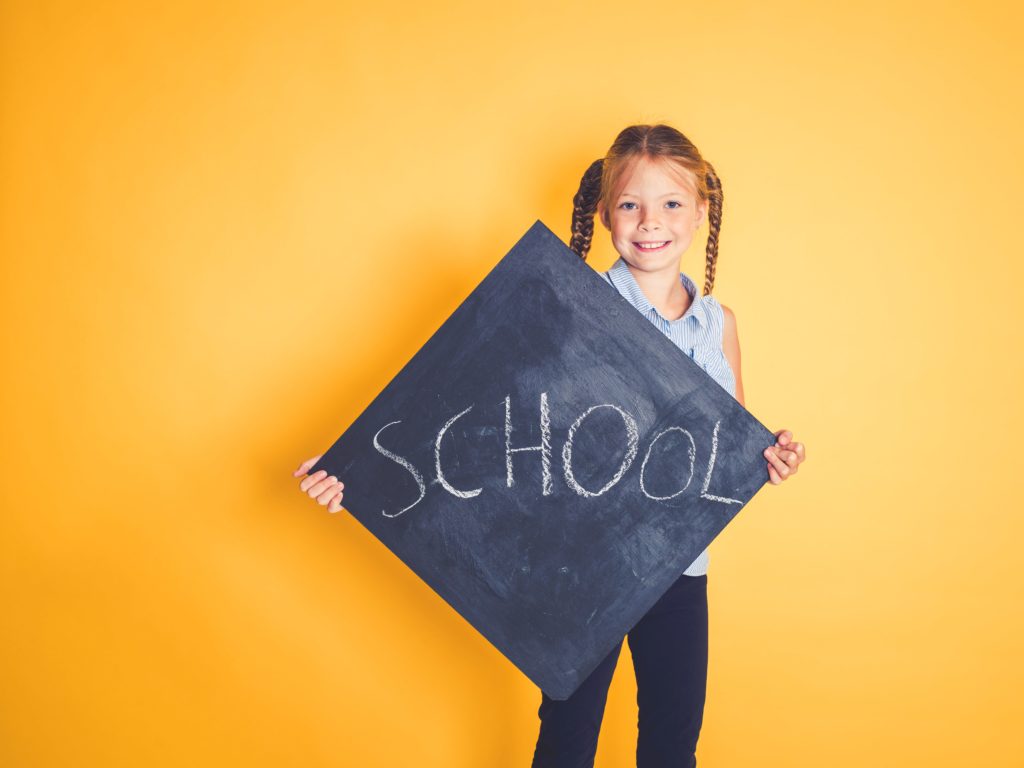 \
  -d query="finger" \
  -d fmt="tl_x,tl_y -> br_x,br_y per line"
767,464 -> 782,484
299,470 -> 328,493
763,447 -> 791,479
316,480 -> 342,506
778,438 -> 802,462
328,490 -> 345,514
774,429 -> 793,446
293,454 -> 324,477
303,473 -> 335,495
307,474 -> 338,497
776,448 -> 800,470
